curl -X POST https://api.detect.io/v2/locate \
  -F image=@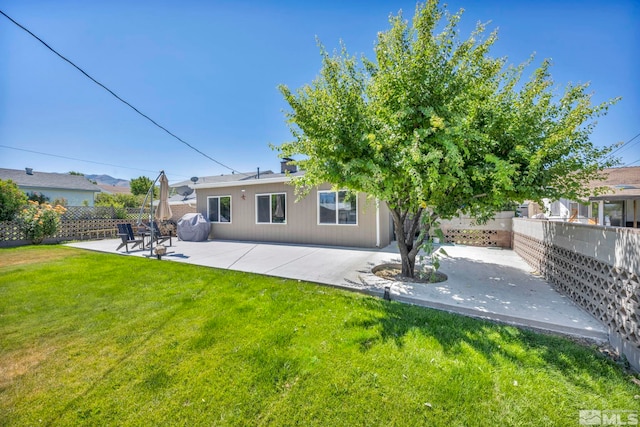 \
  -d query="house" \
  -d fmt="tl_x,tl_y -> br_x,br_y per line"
169,170 -> 277,223
588,166 -> 640,228
191,161 -> 393,248
537,166 -> 640,228
0,167 -> 101,206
